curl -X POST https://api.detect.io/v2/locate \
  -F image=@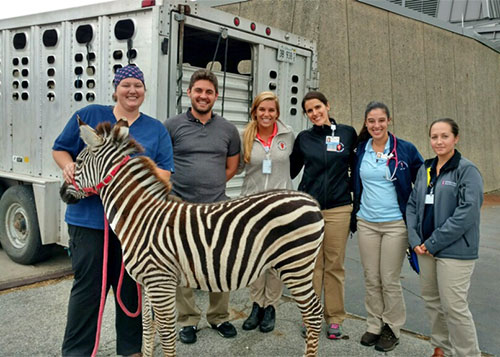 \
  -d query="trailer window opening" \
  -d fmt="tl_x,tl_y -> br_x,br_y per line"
113,50 -> 123,60
75,53 -> 84,62
115,19 -> 135,40
76,25 -> 93,44
13,58 -> 19,66
47,56 -> 55,64
183,26 -> 251,75
13,33 -> 27,50
74,92 -> 83,101
42,29 -> 58,47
